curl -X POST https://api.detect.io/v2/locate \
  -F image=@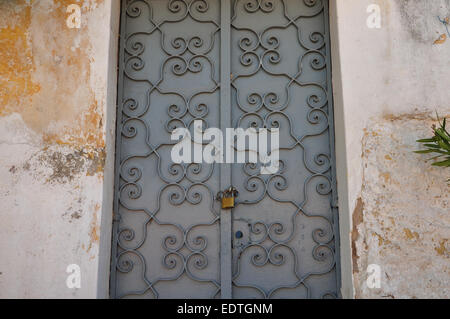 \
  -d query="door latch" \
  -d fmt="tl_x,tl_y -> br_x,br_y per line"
216,186 -> 239,209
